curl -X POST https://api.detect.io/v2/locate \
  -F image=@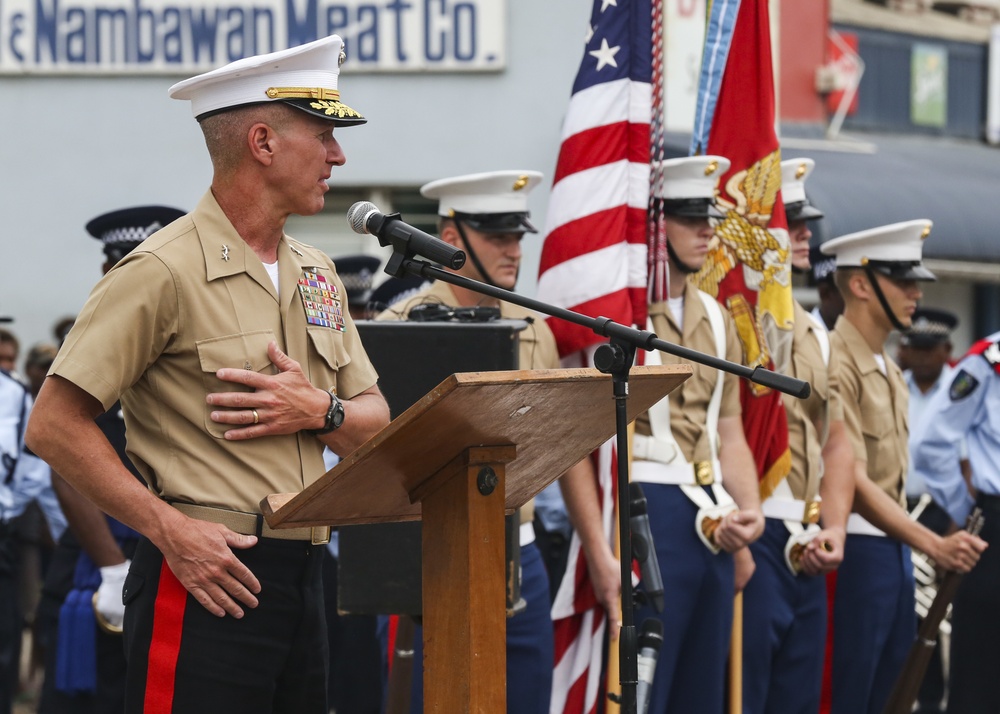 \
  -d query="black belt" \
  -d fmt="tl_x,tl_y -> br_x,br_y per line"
976,493 -> 1000,515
